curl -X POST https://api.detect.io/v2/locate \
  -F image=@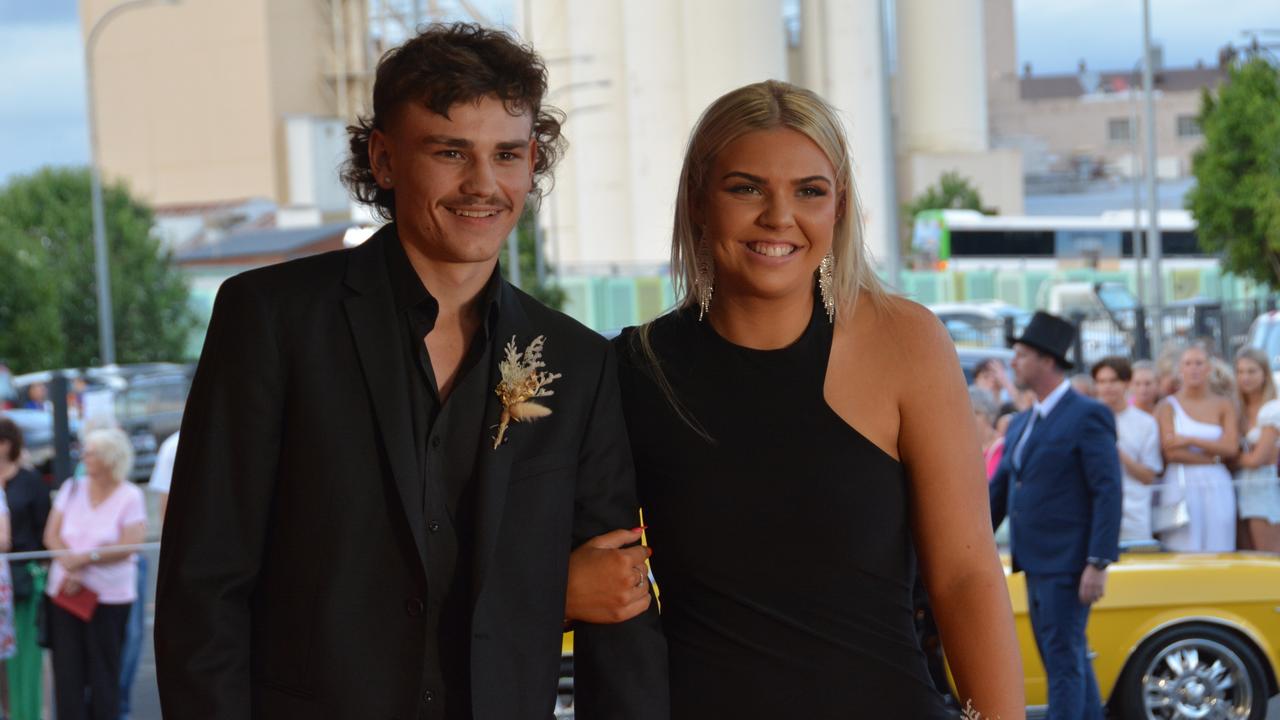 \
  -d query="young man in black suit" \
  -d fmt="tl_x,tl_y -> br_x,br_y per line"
155,23 -> 667,720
